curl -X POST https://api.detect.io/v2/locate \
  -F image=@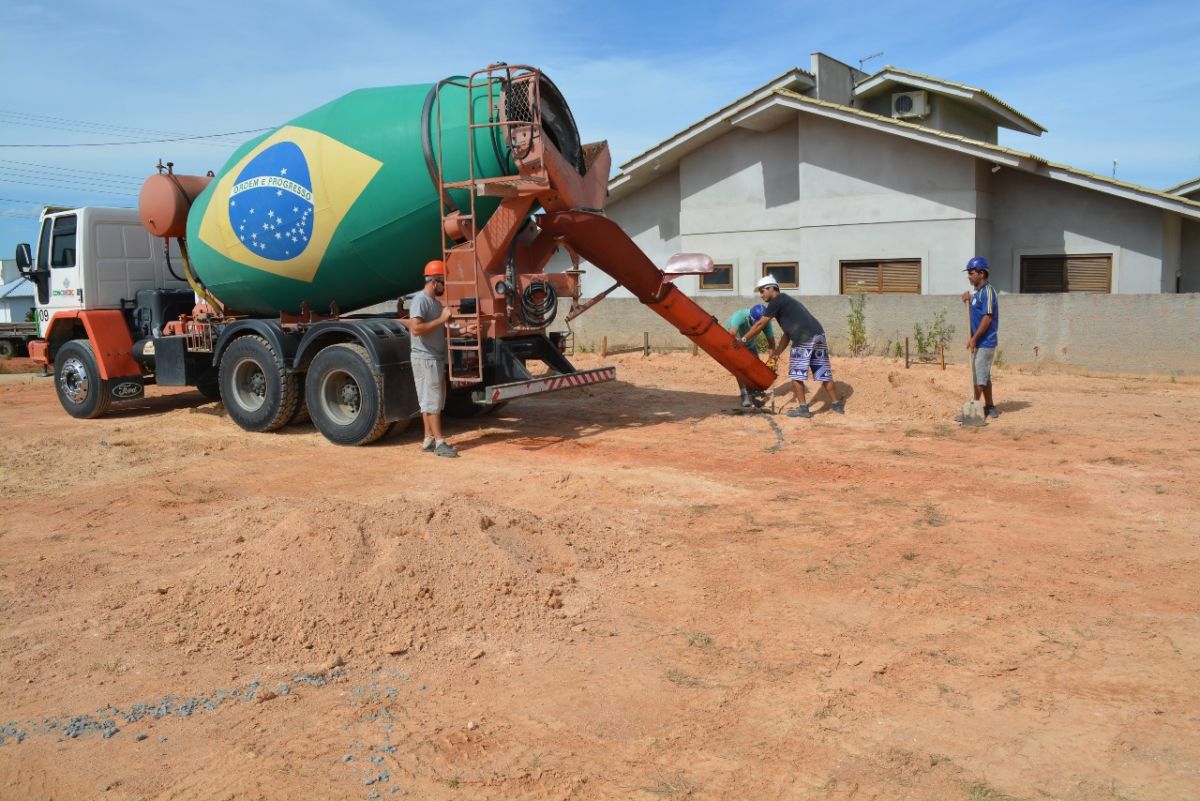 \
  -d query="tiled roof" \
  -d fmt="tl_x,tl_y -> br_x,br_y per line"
855,65 -> 1046,134
772,88 -> 1200,212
